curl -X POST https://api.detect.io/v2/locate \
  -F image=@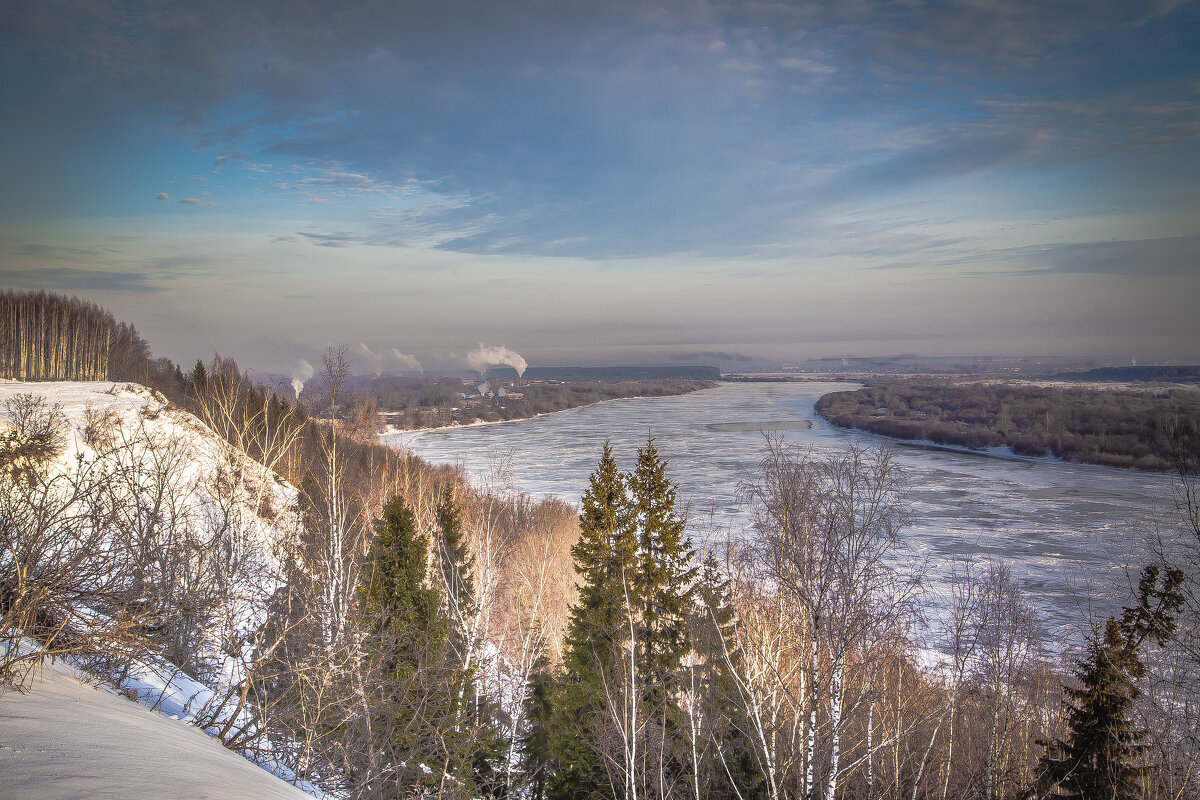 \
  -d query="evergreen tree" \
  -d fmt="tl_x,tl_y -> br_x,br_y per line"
1038,565 -> 1184,800
437,482 -> 477,669
631,435 -> 697,701
359,495 -> 462,795
691,552 -> 766,800
551,441 -> 638,800
521,640 -> 556,800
